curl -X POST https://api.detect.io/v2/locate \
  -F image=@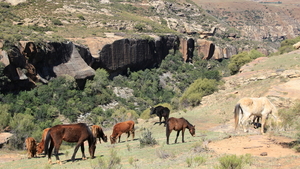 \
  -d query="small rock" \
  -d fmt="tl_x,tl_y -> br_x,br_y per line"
260,152 -> 268,156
